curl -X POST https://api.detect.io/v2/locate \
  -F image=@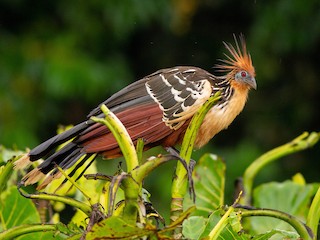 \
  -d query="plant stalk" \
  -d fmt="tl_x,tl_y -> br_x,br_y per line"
0,224 -> 56,240
91,105 -> 140,223
208,206 -> 234,240
18,188 -> 92,216
90,104 -> 139,172
240,207 -> 313,240
241,131 -> 319,206
170,93 -> 221,225
307,185 -> 320,240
